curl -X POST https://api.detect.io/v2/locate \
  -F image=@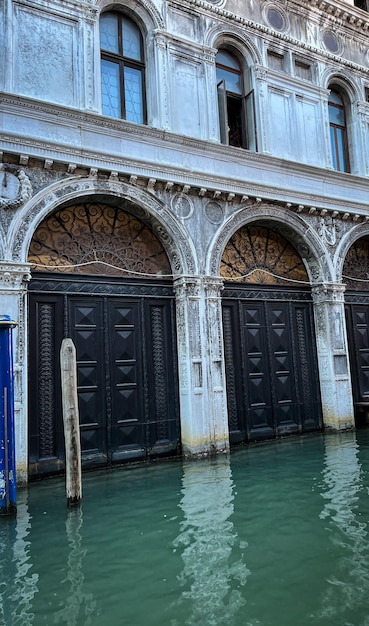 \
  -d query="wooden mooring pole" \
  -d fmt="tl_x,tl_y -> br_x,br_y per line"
60,338 -> 82,507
